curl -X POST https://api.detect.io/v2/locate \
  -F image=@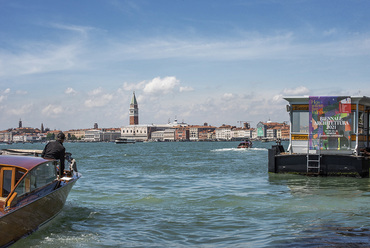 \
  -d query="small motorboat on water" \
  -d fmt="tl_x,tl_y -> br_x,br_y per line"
237,139 -> 253,149
0,149 -> 81,247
